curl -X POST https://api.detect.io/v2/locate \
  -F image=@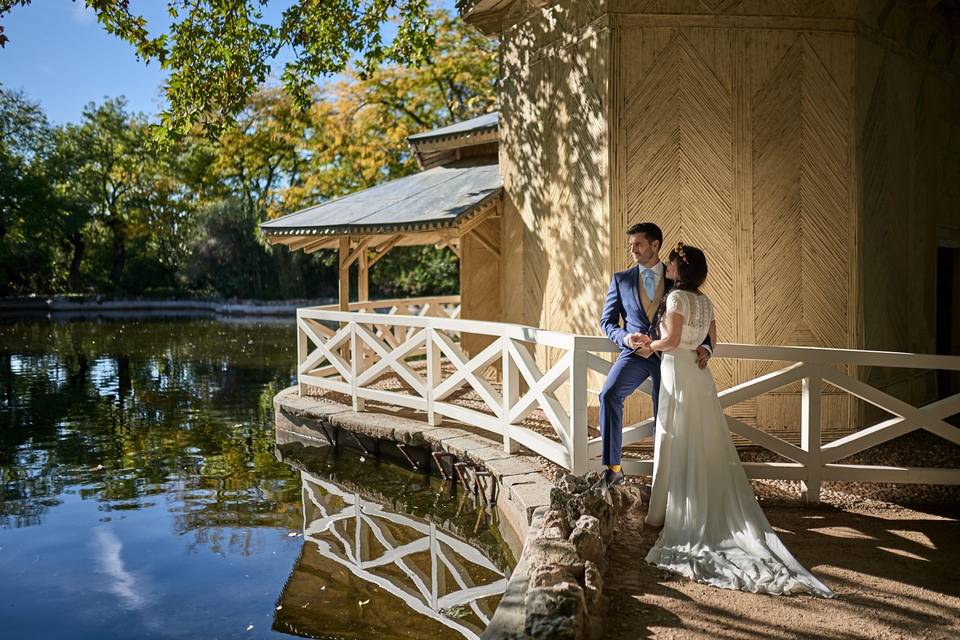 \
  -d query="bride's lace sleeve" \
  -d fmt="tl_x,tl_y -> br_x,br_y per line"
666,290 -> 688,318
